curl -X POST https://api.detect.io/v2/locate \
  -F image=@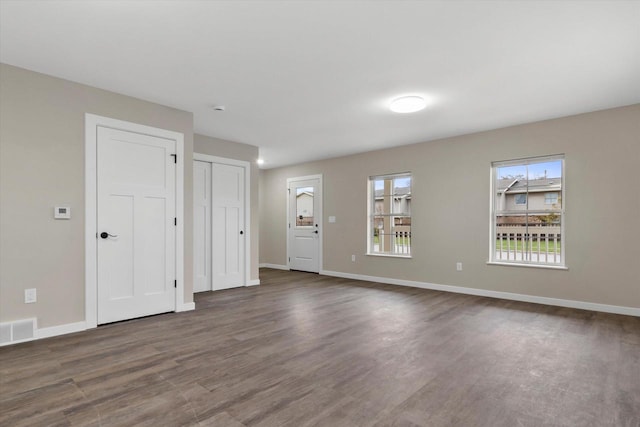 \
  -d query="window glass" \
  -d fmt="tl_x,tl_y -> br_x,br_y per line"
545,192 -> 558,205
493,157 -> 564,267
369,173 -> 411,256
296,186 -> 314,226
